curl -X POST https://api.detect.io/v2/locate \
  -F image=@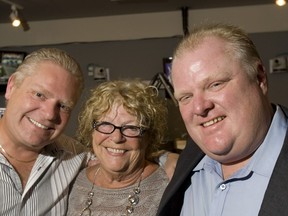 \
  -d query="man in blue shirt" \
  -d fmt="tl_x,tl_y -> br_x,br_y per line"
157,23 -> 288,215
